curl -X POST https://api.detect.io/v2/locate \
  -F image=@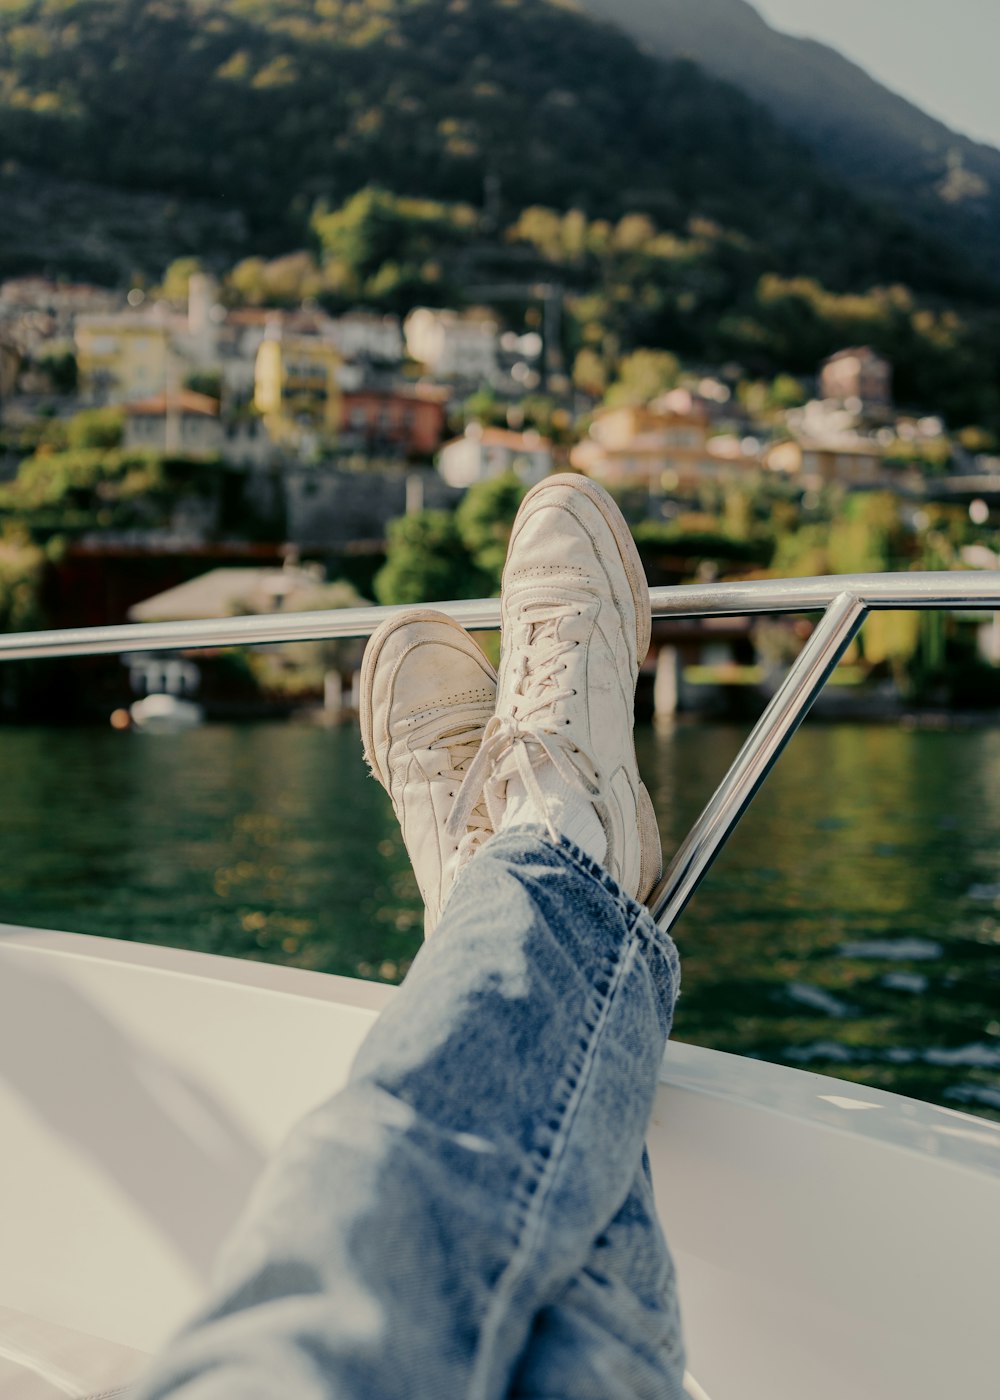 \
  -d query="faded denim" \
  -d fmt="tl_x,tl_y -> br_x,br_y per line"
132,829 -> 686,1400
